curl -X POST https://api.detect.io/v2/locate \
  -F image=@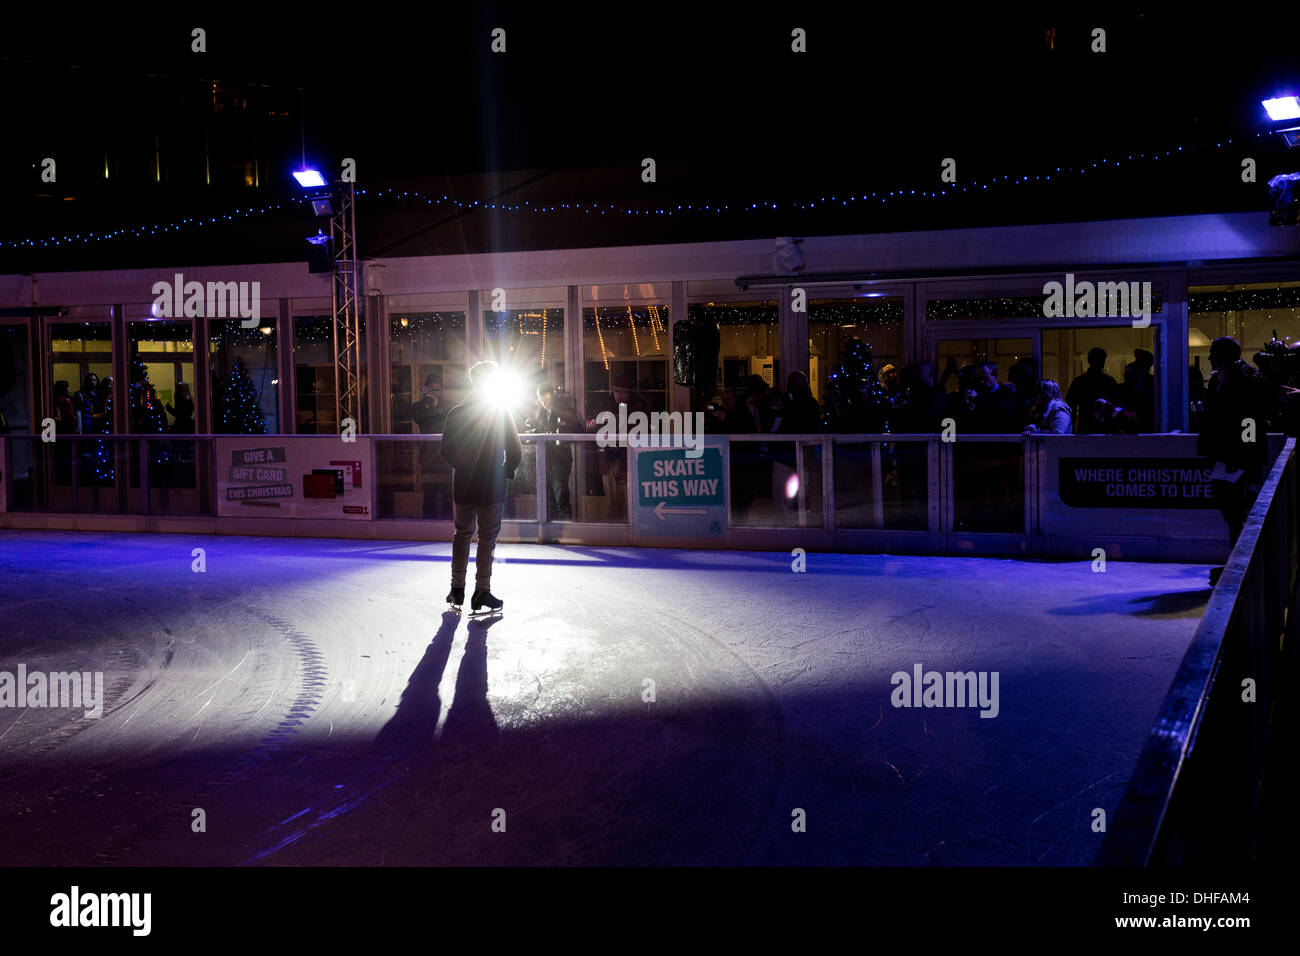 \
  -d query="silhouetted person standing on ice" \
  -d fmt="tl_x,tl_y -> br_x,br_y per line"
440,360 -> 522,612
